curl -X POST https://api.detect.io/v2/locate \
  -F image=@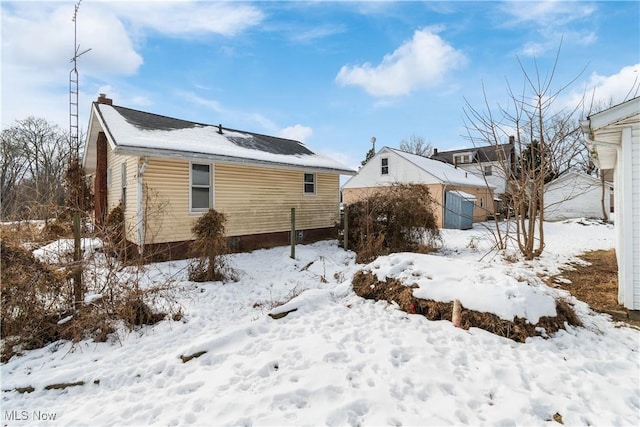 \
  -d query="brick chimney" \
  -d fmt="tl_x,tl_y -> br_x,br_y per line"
508,135 -> 515,145
433,148 -> 438,156
94,132 -> 108,225
97,93 -> 113,105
